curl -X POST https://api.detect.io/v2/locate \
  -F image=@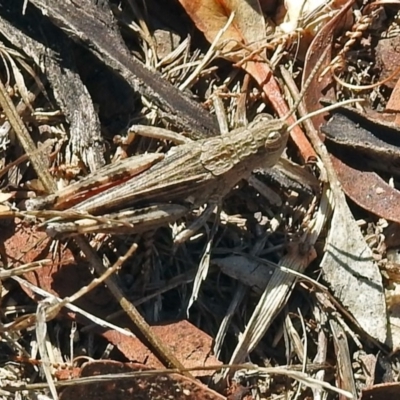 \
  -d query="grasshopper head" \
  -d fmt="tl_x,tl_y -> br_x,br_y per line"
250,115 -> 289,154
265,122 -> 289,153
